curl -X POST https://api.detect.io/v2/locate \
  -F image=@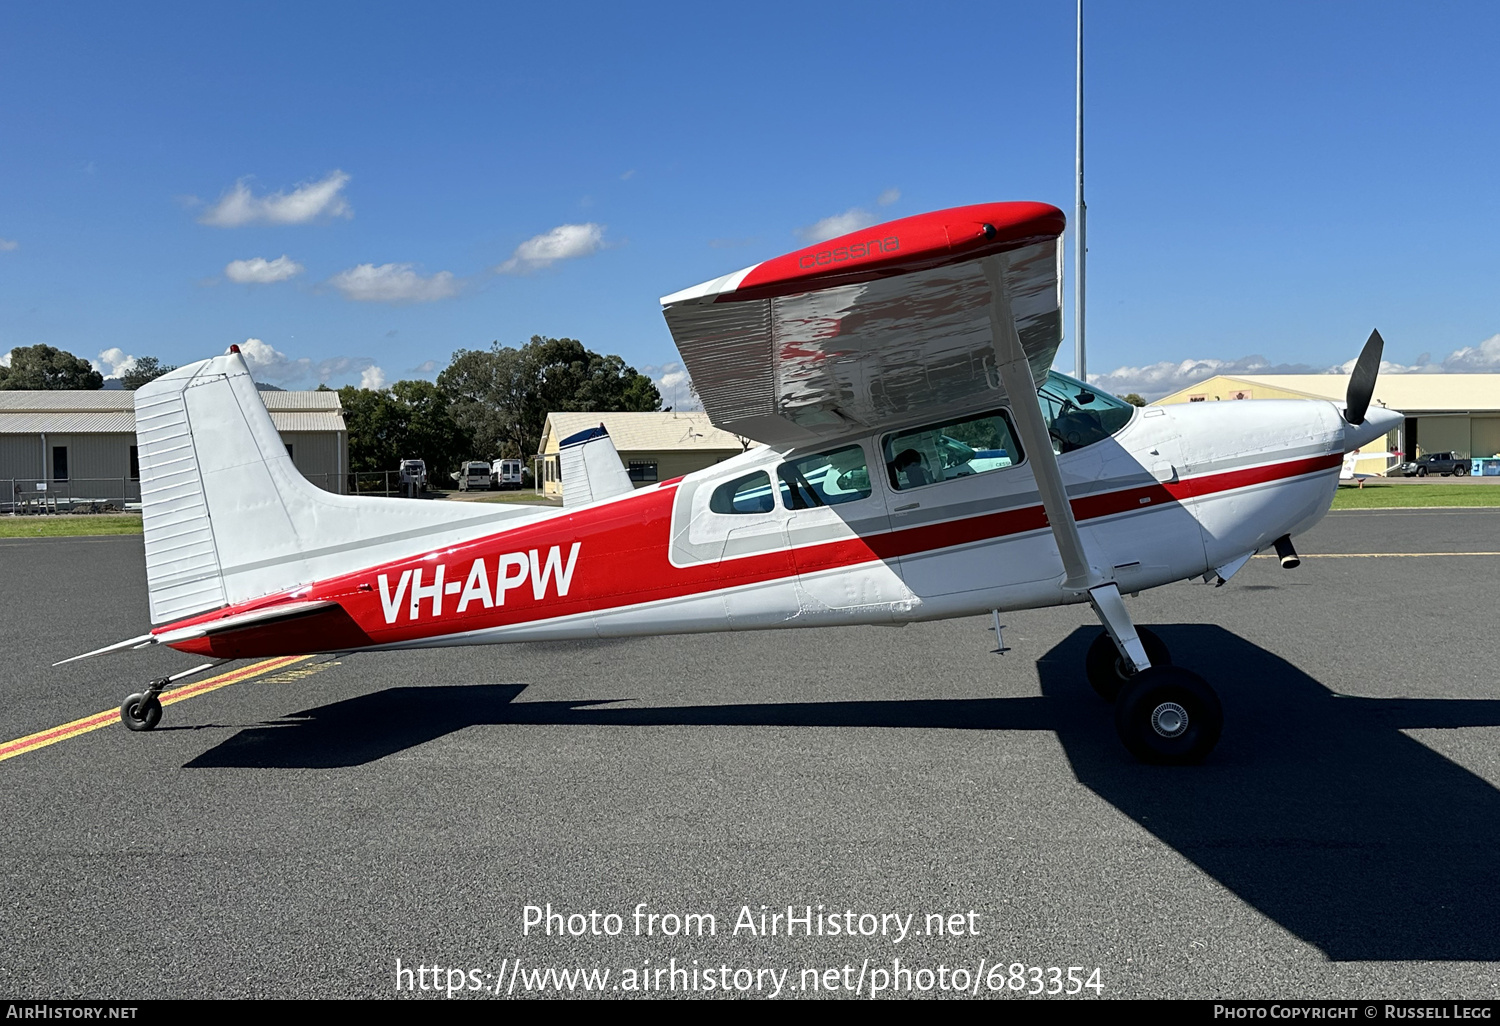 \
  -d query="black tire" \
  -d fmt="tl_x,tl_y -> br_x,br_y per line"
121,693 -> 162,732
1456,464 -> 1469,476
1114,666 -> 1222,765
1417,466 -> 1428,477
1085,627 -> 1172,702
